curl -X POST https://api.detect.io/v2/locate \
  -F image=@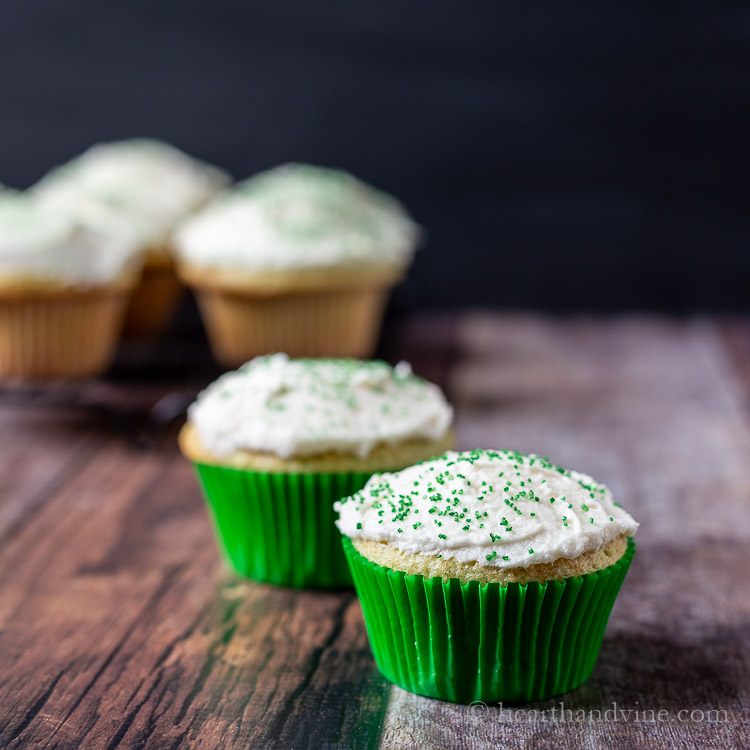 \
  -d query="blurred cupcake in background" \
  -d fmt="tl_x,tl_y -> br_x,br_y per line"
173,164 -> 420,366
0,190 -> 144,379
178,354 -> 453,588
34,138 -> 231,337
